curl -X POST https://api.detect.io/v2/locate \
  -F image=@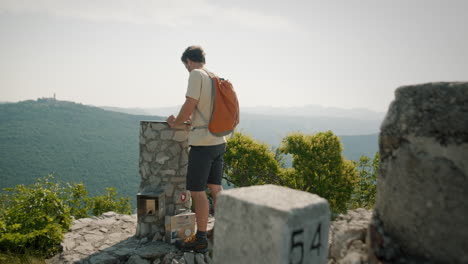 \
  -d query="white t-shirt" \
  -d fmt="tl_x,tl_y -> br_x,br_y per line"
185,69 -> 227,146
